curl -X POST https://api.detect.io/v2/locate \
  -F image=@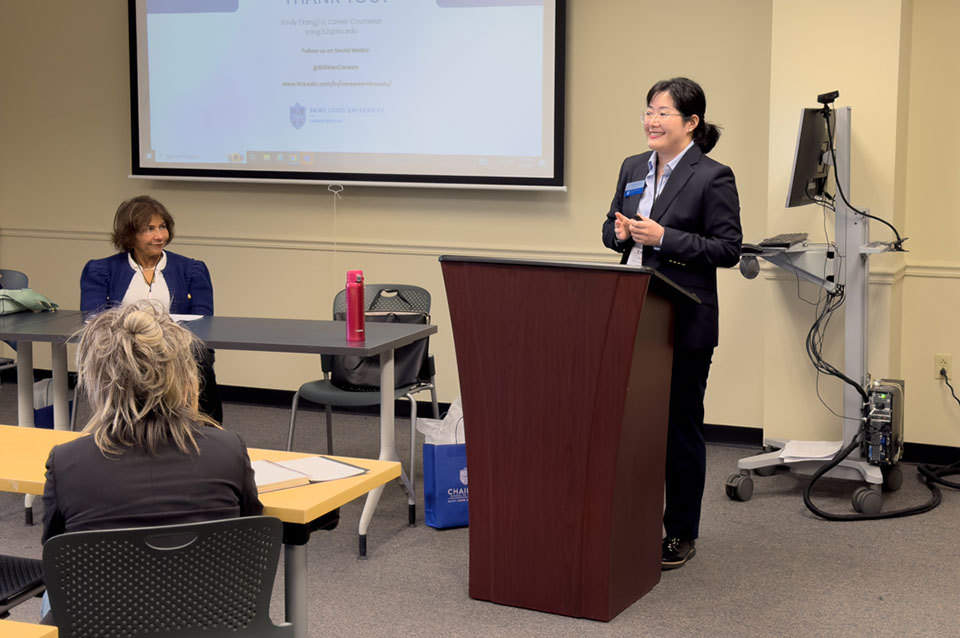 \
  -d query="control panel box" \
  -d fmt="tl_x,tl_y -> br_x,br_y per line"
862,379 -> 904,466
